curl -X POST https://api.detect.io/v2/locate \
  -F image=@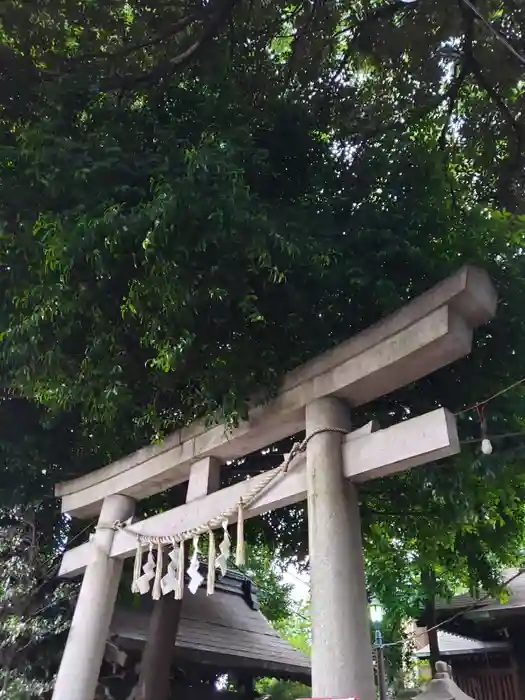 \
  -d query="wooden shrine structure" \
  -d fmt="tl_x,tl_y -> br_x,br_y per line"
416,568 -> 525,700
53,266 -> 497,700
99,569 -> 310,698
